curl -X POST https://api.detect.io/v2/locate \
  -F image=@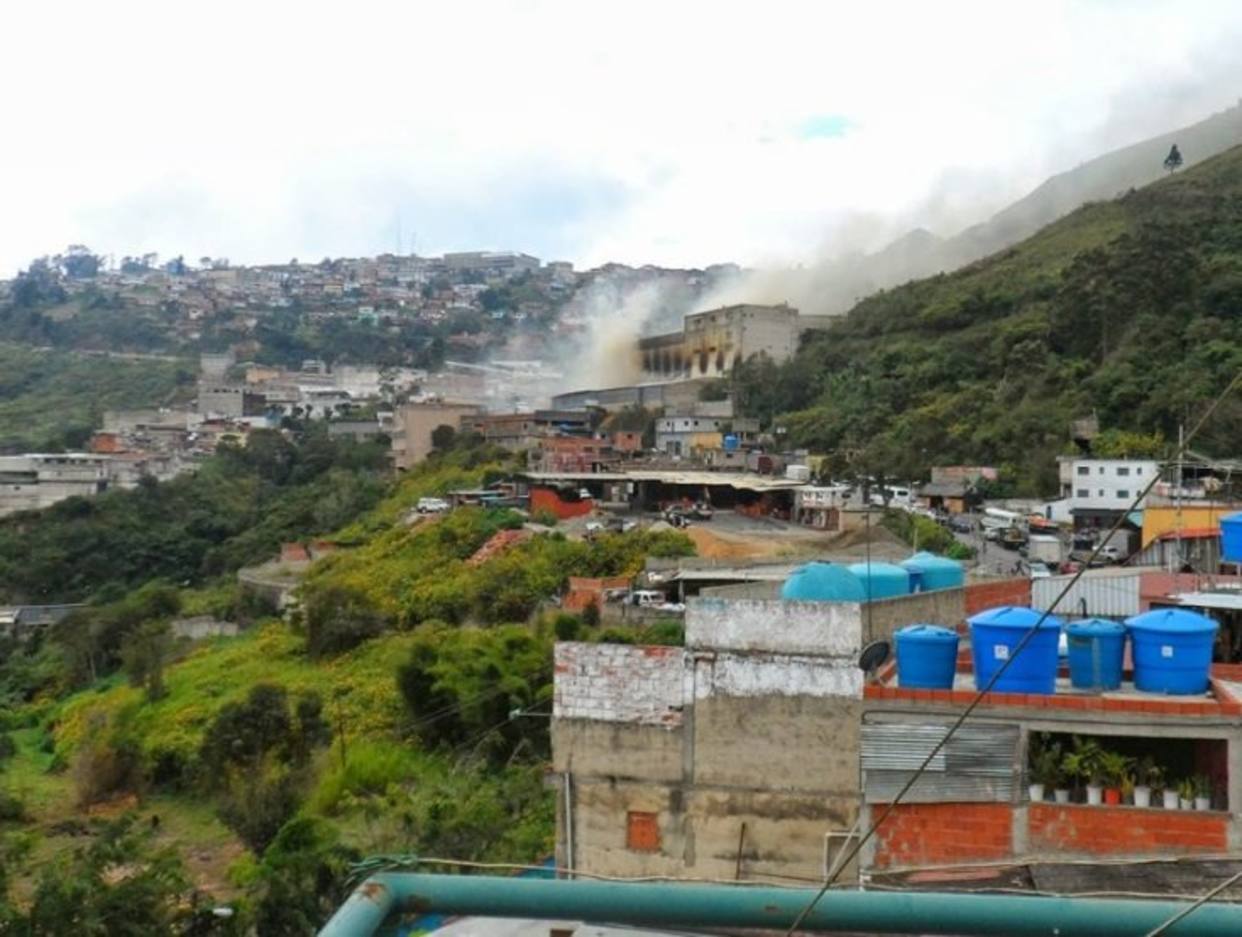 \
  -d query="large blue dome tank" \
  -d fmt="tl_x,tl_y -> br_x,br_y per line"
780,562 -> 866,602
847,562 -> 911,600
901,551 -> 965,592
